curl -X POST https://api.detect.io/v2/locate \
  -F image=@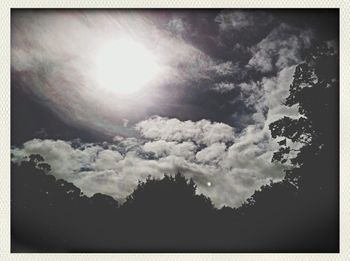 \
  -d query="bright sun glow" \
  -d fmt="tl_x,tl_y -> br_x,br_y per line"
95,39 -> 160,94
